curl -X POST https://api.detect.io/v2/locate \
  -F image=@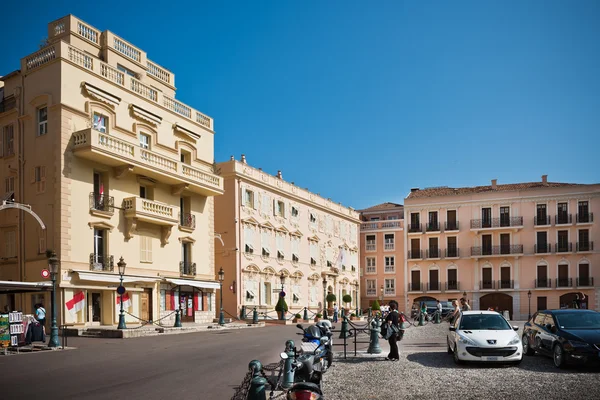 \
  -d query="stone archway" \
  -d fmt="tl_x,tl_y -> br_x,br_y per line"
480,293 -> 513,319
559,292 -> 586,309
